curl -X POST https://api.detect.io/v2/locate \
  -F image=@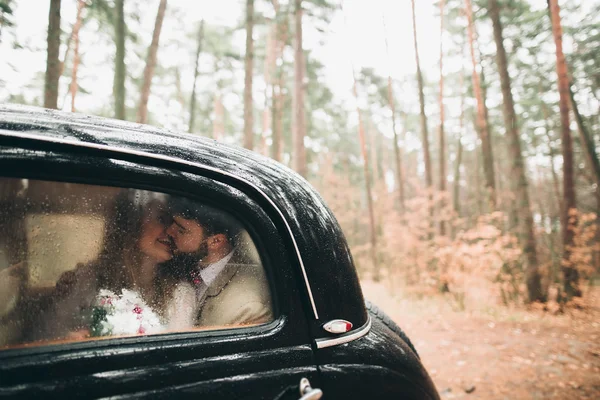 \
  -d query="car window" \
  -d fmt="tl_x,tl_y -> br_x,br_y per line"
0,177 -> 273,349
